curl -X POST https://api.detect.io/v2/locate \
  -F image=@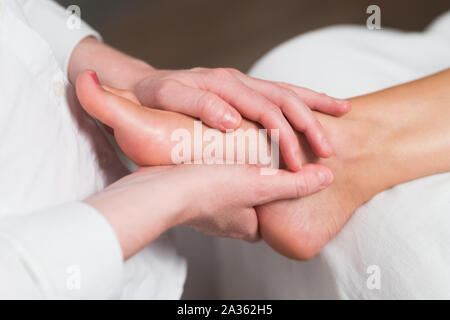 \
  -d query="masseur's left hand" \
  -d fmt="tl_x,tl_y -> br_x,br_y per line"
132,68 -> 350,171
69,37 -> 351,171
